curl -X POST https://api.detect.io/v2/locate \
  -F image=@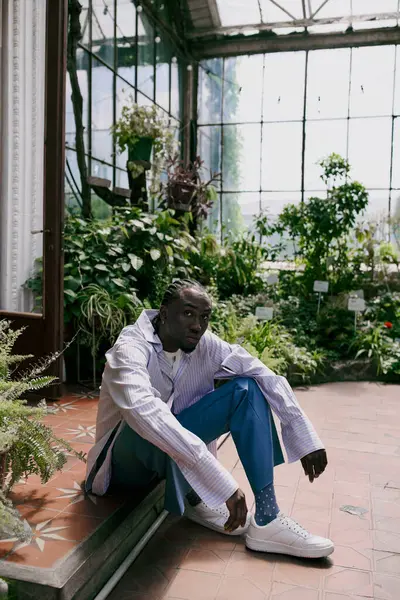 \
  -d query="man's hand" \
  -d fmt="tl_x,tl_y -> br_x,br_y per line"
225,488 -> 248,533
301,449 -> 328,483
